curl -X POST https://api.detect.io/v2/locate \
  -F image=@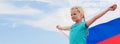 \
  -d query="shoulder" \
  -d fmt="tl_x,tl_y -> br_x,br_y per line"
82,22 -> 88,28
